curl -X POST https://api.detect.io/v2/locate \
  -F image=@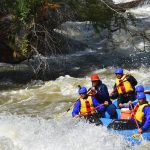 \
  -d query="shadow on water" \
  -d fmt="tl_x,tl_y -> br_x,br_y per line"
1,46 -> 150,85
60,48 -> 150,77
